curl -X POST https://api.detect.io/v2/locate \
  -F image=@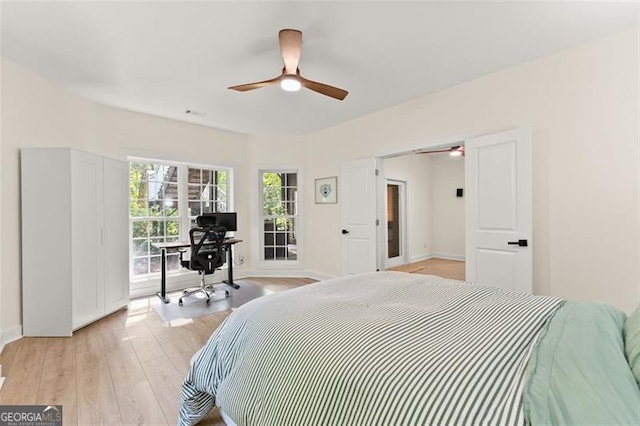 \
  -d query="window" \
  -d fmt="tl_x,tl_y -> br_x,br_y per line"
261,171 -> 298,262
187,167 -> 227,228
129,160 -> 231,279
